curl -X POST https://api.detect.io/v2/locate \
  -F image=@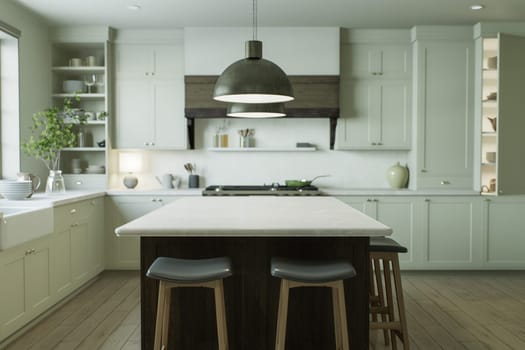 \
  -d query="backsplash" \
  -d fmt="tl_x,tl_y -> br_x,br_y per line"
109,118 -> 410,190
